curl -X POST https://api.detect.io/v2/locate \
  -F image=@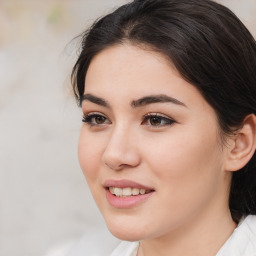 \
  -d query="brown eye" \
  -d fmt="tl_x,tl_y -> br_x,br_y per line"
82,113 -> 110,126
149,116 -> 162,126
142,114 -> 175,127
94,115 -> 106,124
